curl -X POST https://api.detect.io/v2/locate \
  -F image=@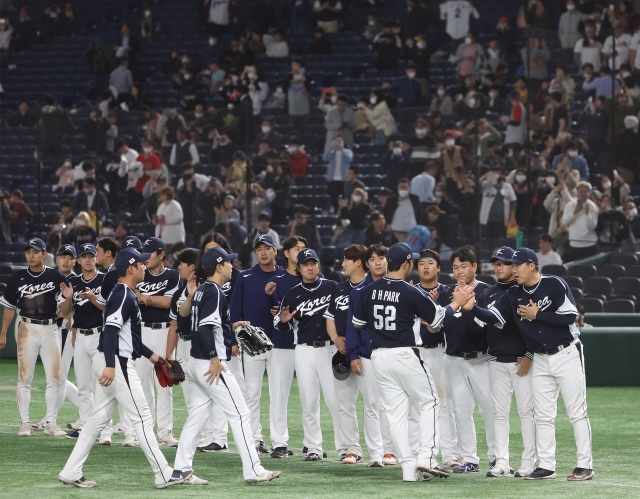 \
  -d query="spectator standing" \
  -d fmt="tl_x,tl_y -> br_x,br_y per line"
226,151 -> 248,192
324,136 -> 354,211
501,90 -> 526,153
264,30 -> 290,57
372,22 -> 402,70
404,35 -> 431,96
269,162 -> 292,225
82,108 -> 109,154
8,101 -> 38,128
425,205 -> 457,258
411,162 -> 438,205
389,63 -> 422,107
574,21 -> 603,72
72,177 -> 110,225
479,165 -> 517,242
135,138 -> 162,196
481,36 -> 507,83
46,215 -> 68,255
561,181 -> 599,261
177,173 -> 201,243
343,166 -> 366,202
41,95 -> 71,155
169,128 -> 199,168
9,189 -> 31,222
383,140 -> 412,189
109,57 -> 133,102
66,212 -> 97,248
406,0 -> 433,38
287,59 -> 311,128
313,0 -> 342,33
248,0 -> 275,34
55,159 -> 75,190
236,183 -> 274,231
338,187 -> 369,244
318,86 -> 338,114
14,7 -> 36,52
288,137 -> 309,177
205,0 -> 234,36
253,118 -> 283,150
603,25 -> 633,71
440,0 -> 480,41
597,194 -> 632,250
364,212 -> 398,247
323,95 -> 356,151
307,27 -> 333,55
114,22 -> 140,71
440,130 -> 472,175
430,84 -> 454,115
611,115 -> 640,184
156,100 -> 187,148
115,139 -> 142,209
286,205 -> 322,253
536,233 -> 563,269
459,118 -> 501,161
455,32 -> 484,82
521,36 -> 550,90
358,91 -> 397,145
154,186 -> 185,248
552,141 -> 589,181
558,0 -> 582,61
60,199 -> 75,225
363,13 -> 382,40
582,65 -> 619,99
198,178 -> 224,233
383,179 -> 421,242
